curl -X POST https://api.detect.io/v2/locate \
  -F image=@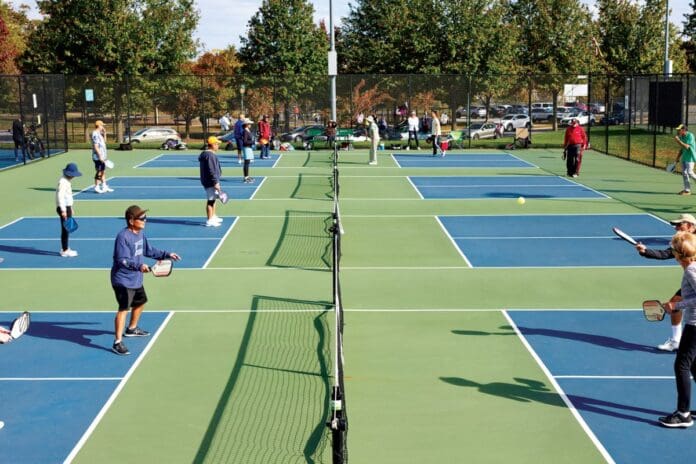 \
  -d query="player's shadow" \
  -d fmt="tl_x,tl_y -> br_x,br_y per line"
440,377 -> 663,426
0,244 -> 60,256
486,192 -> 554,199
25,320 -> 113,353
452,325 -> 659,353
147,217 -> 204,227
290,173 -> 333,200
